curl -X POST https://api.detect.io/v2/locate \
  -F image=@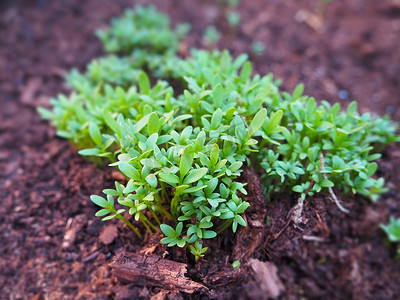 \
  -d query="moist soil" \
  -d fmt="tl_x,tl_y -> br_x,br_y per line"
1,0 -> 400,299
